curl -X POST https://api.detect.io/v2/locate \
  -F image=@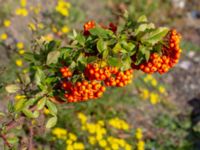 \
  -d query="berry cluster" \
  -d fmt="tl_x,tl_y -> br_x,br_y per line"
83,21 -> 96,35
138,29 -> 181,74
60,67 -> 72,78
84,63 -> 111,81
59,63 -> 134,103
64,81 -> 106,103
104,69 -> 133,87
